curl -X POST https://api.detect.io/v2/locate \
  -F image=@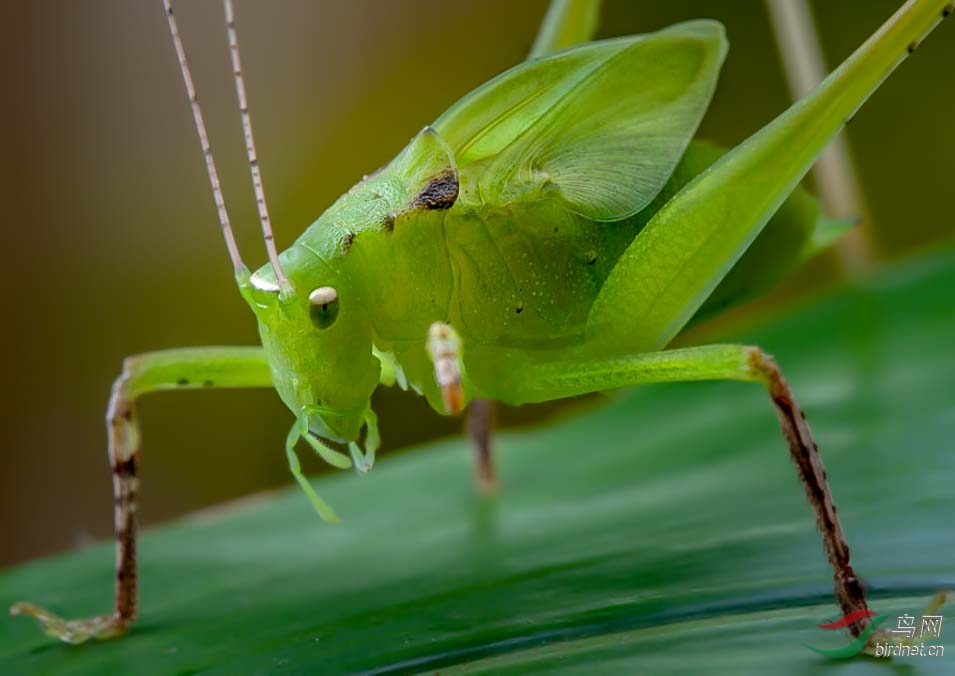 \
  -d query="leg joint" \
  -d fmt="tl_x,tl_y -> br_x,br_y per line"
744,346 -> 792,406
